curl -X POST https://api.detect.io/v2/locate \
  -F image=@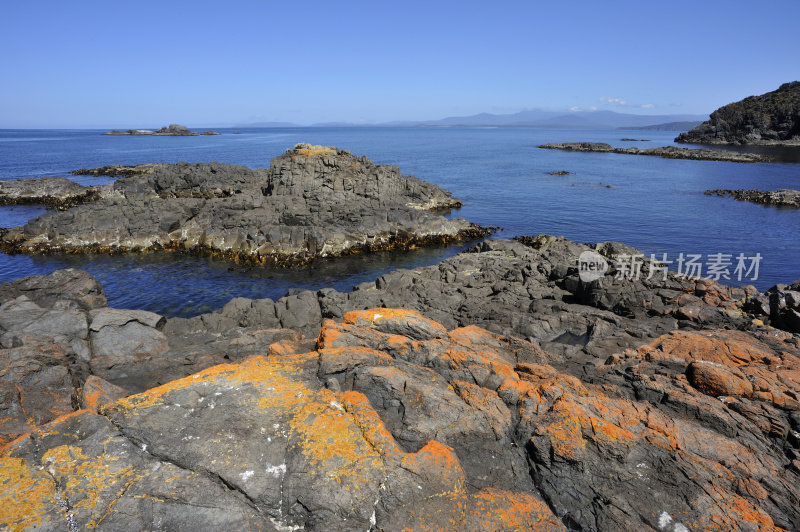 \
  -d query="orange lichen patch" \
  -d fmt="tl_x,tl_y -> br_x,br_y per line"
396,488 -> 564,531
515,363 -> 559,382
316,318 -> 345,349
80,376 -> 127,412
638,329 -> 774,366
536,415 -> 585,461
267,338 -> 309,356
342,390 -> 402,458
400,440 -> 464,486
318,345 -> 393,374
697,488 -> 786,532
636,329 -> 800,410
2,409 -> 94,454
343,308 -> 448,337
0,456 -> 58,531
42,444 -> 142,528
109,354 -> 309,413
285,387 -> 385,484
531,376 -> 648,461
452,381 -> 511,438
447,325 -> 504,349
291,144 -> 338,158
687,361 -> 753,398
